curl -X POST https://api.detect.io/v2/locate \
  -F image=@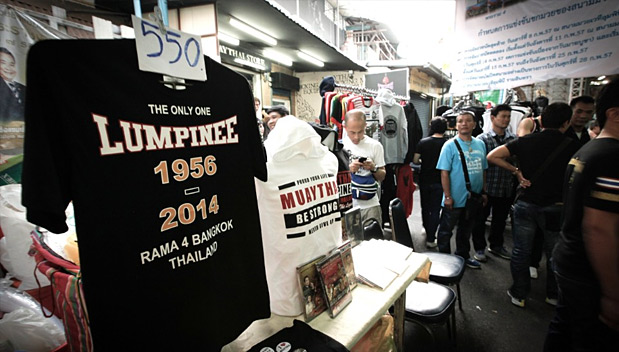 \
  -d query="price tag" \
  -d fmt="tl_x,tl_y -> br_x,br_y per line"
132,15 -> 206,81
